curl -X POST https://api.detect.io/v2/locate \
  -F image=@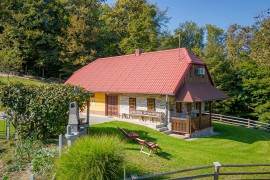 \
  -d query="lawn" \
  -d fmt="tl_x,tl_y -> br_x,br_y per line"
0,76 -> 45,85
89,121 -> 270,179
0,120 -> 15,136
